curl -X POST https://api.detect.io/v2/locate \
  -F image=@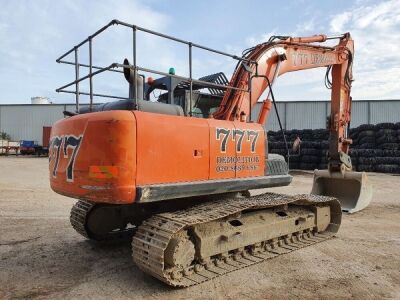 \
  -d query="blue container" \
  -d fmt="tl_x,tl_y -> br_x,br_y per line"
20,140 -> 35,147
